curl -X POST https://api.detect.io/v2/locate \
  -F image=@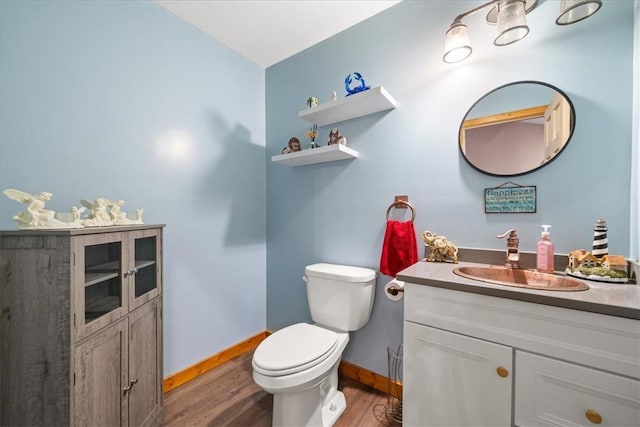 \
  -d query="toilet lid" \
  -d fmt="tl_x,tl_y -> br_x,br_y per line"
253,323 -> 338,376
